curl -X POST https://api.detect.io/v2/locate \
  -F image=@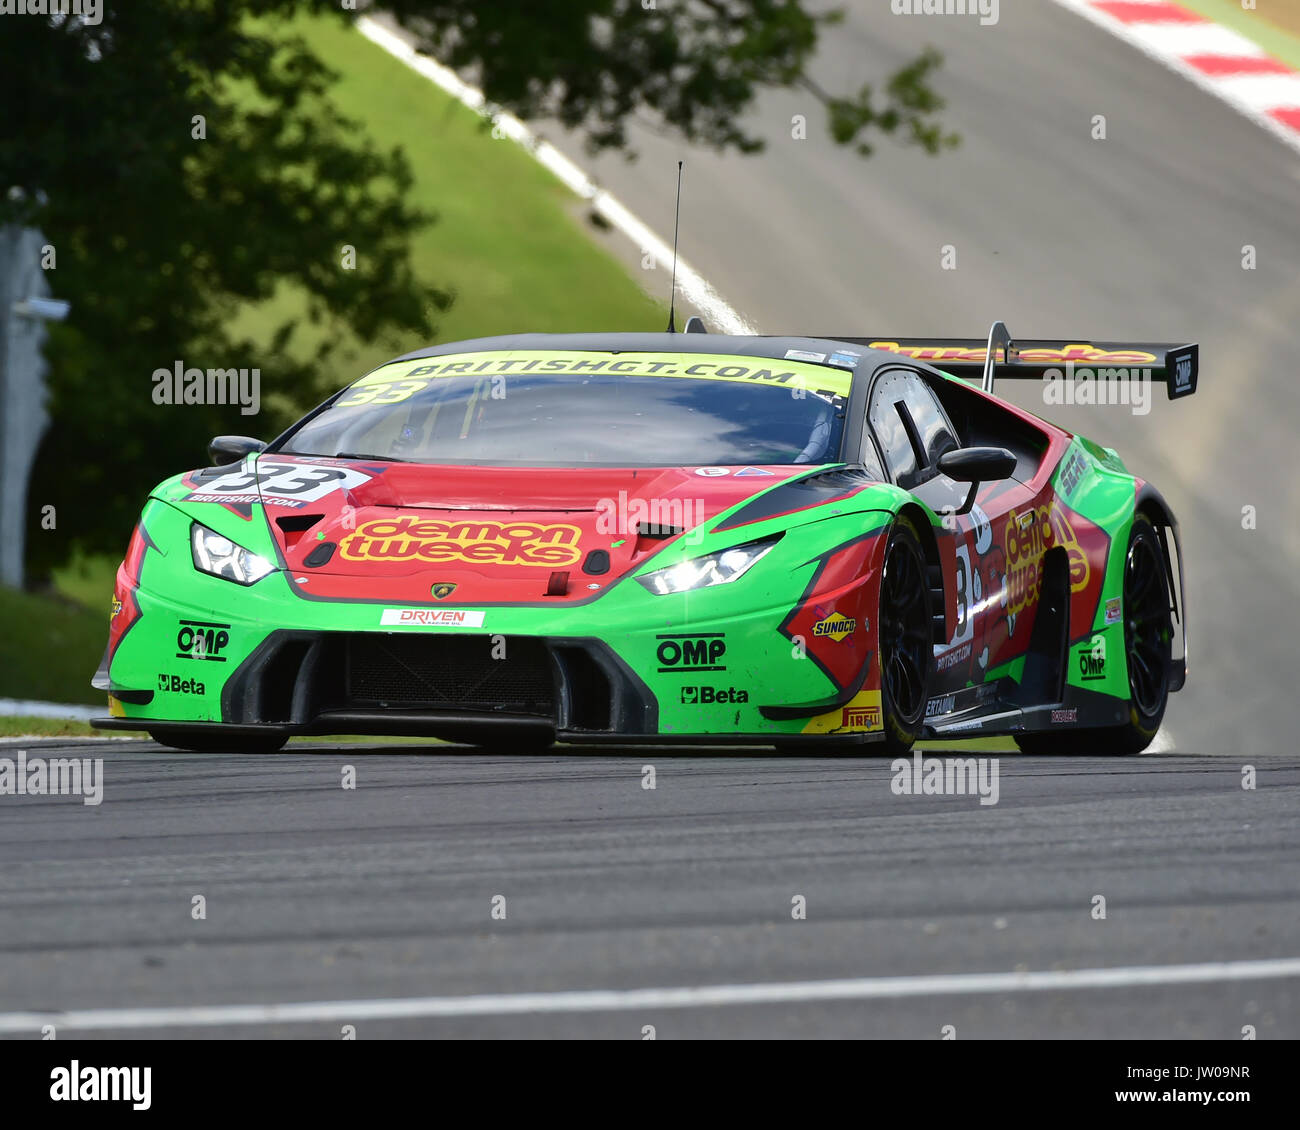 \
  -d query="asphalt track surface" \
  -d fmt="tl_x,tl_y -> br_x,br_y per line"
4,3 -> 1298,1039
1,740 -> 1297,1039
